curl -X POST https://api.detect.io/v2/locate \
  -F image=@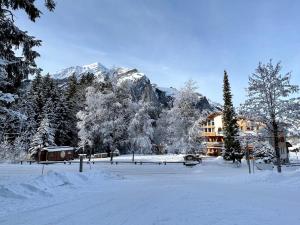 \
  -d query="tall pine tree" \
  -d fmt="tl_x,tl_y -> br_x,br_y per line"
0,1 -> 55,158
223,71 -> 242,161
63,74 -> 80,146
